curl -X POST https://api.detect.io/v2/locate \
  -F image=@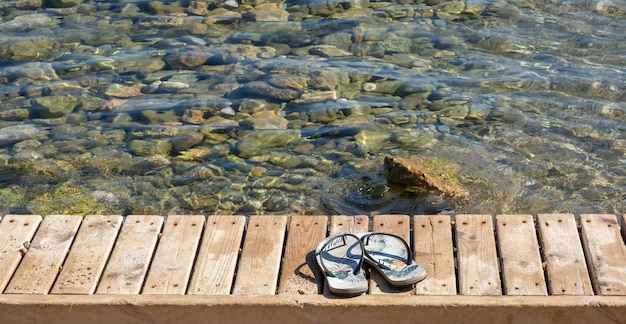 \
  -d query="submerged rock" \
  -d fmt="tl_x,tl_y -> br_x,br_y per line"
31,94 -> 79,118
0,14 -> 55,31
245,3 -> 289,22
237,129 -> 300,158
0,124 -> 42,146
187,0 -> 210,15
169,132 -> 204,151
46,0 -> 82,8
244,81 -> 302,101
128,139 -> 173,156
244,110 -> 289,130
104,84 -> 143,98
384,155 -> 467,198
0,36 -> 58,62
0,62 -> 58,83
126,154 -> 171,175
355,129 -> 390,154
